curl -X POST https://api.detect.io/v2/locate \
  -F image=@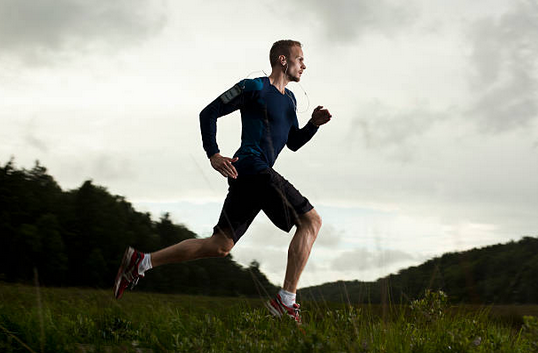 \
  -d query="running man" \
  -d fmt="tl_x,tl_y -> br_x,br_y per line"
114,40 -> 333,324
